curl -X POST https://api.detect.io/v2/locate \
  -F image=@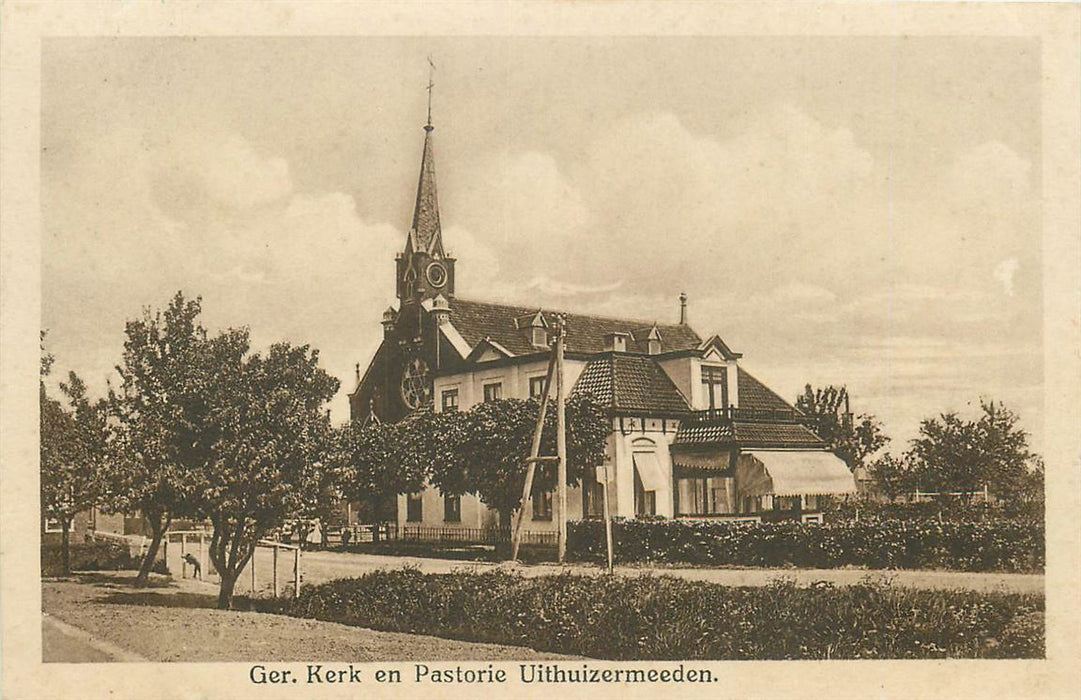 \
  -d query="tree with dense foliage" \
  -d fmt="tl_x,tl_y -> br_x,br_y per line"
334,417 -> 432,532
795,384 -> 888,470
196,340 -> 339,609
908,400 -> 1040,502
425,393 -> 609,531
865,453 -> 916,503
40,367 -> 107,576
106,293 -> 227,587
